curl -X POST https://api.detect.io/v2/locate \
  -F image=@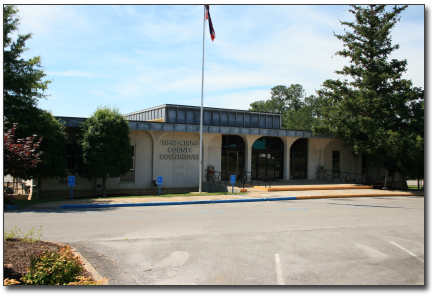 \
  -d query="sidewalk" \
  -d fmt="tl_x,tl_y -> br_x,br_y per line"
17,187 -> 424,210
